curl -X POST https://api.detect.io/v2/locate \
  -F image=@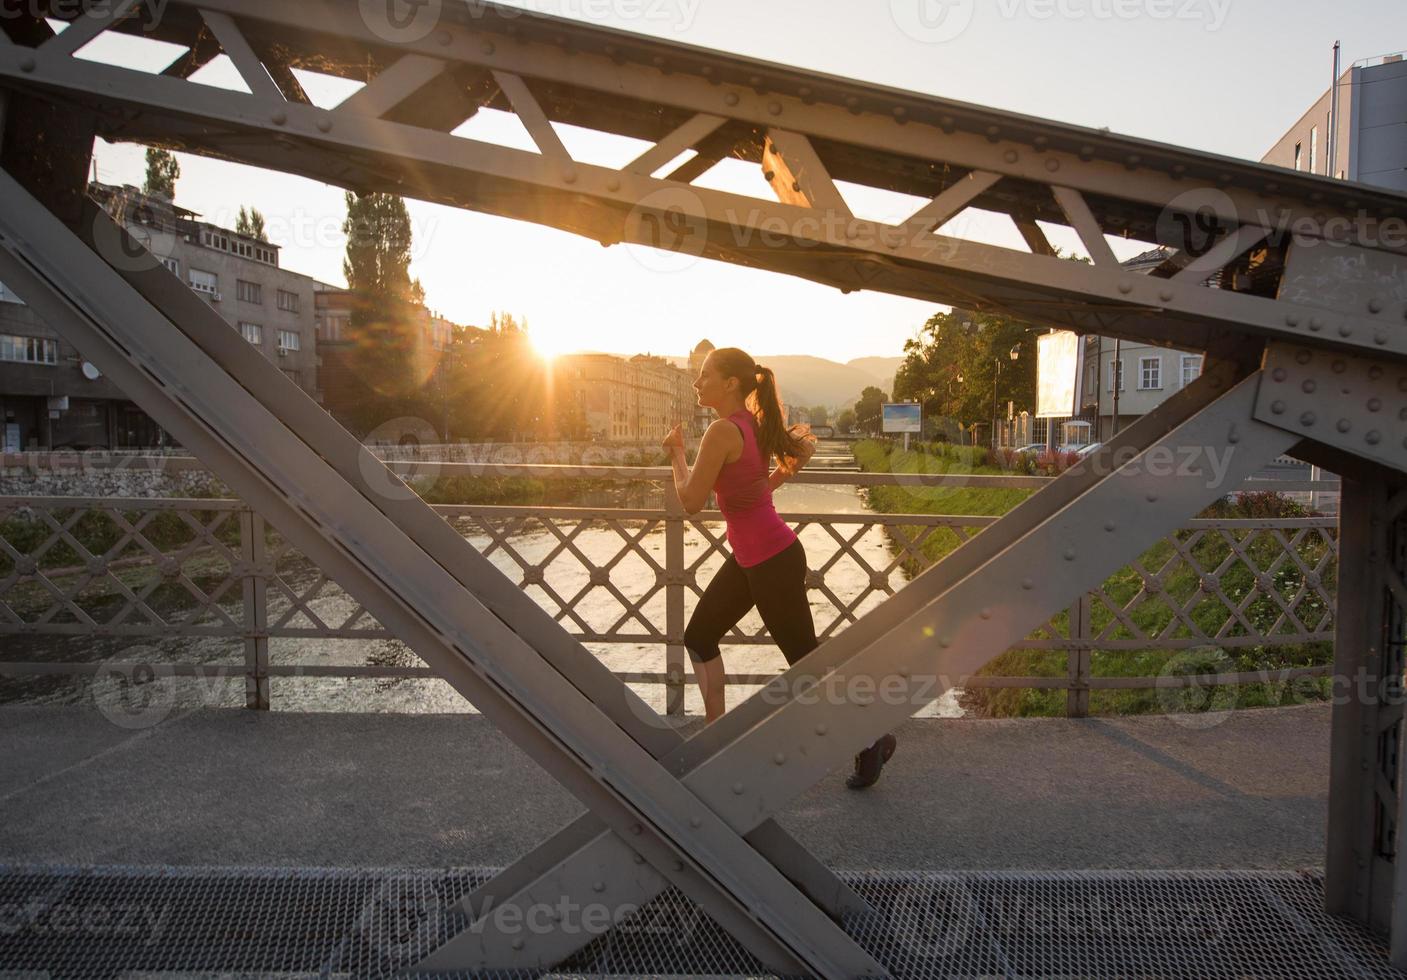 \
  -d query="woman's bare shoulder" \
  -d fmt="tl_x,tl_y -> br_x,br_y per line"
705,417 -> 745,443
703,418 -> 744,461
